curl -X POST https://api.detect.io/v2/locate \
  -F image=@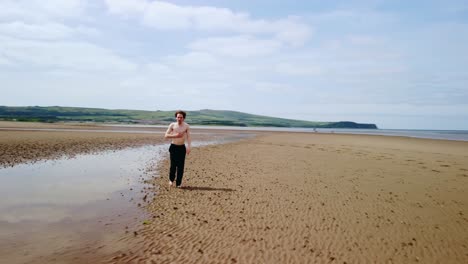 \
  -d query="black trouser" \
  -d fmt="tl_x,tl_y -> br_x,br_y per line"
169,144 -> 186,186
